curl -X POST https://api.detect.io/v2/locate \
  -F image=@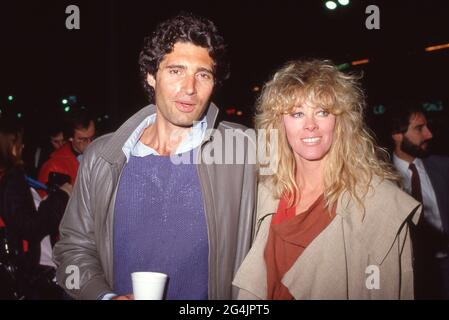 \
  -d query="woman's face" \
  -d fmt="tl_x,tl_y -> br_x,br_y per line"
282,100 -> 336,163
